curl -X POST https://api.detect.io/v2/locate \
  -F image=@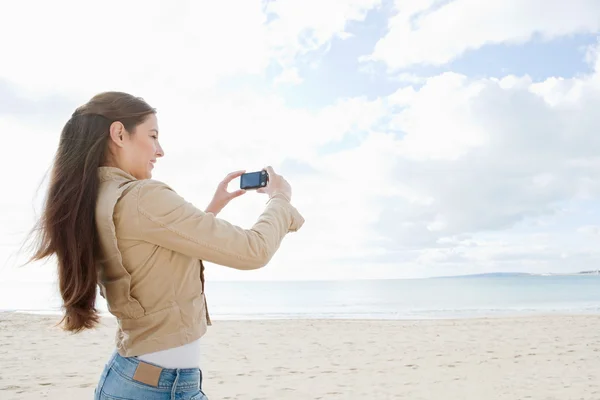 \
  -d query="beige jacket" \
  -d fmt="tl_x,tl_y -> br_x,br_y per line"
95,167 -> 304,357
